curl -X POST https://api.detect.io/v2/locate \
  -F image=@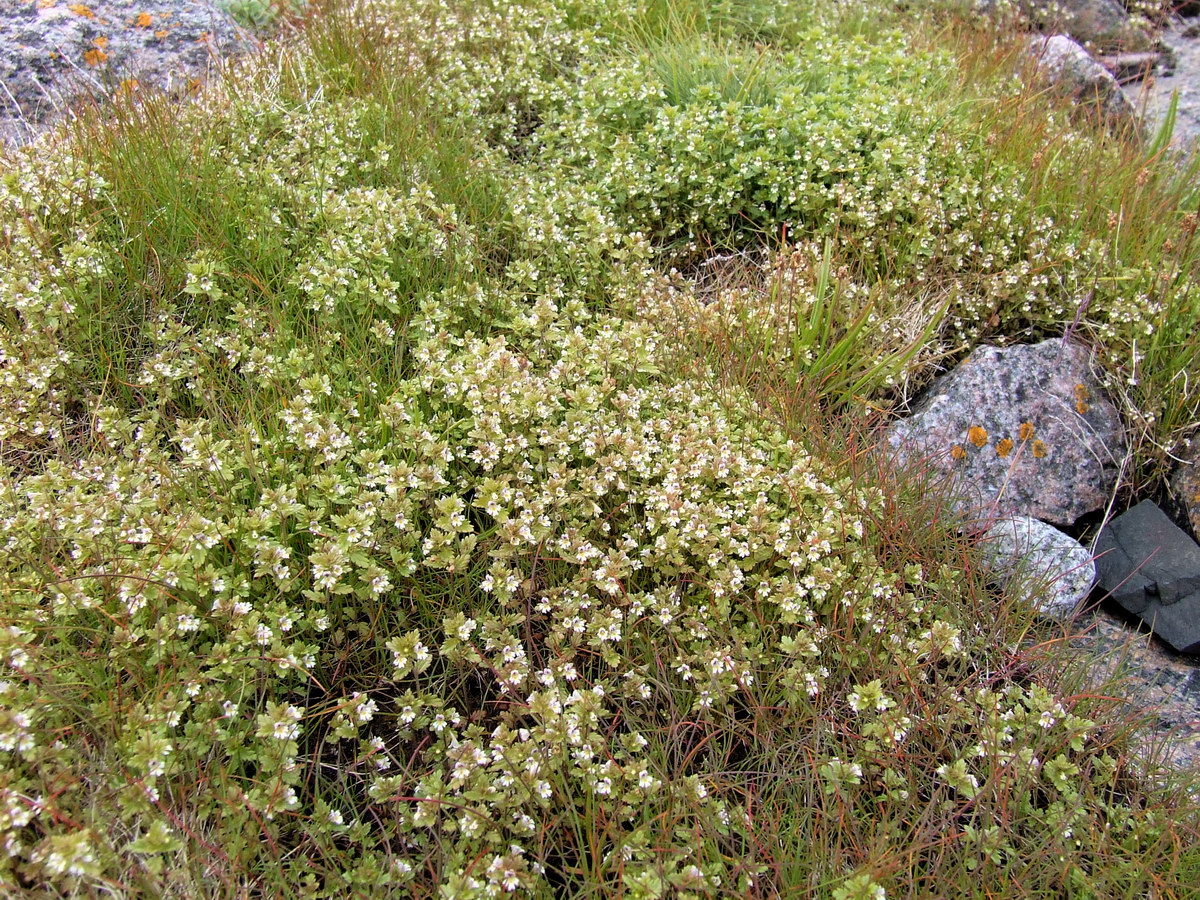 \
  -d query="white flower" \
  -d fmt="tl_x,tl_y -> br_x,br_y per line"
270,705 -> 303,741
355,696 -> 378,724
